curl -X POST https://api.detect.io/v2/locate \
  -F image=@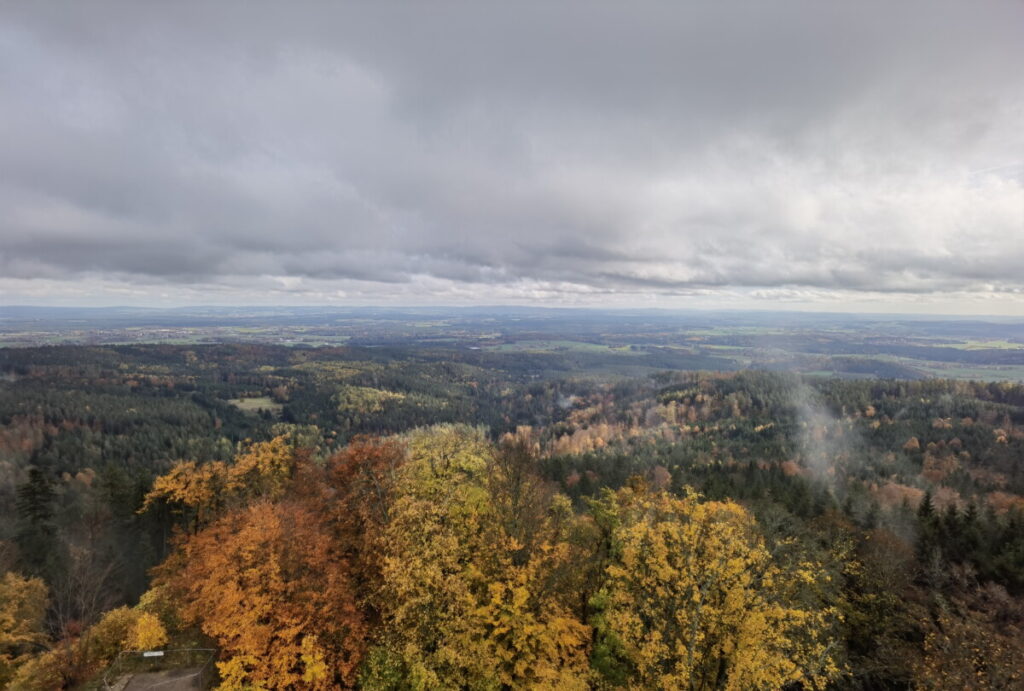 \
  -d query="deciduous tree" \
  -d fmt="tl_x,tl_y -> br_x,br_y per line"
161,500 -> 367,689
593,486 -> 841,690
0,571 -> 47,686
365,426 -> 591,689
